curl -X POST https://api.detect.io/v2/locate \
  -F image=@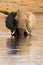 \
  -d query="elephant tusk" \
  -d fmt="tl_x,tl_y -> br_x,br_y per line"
26,29 -> 29,34
12,30 -> 16,35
